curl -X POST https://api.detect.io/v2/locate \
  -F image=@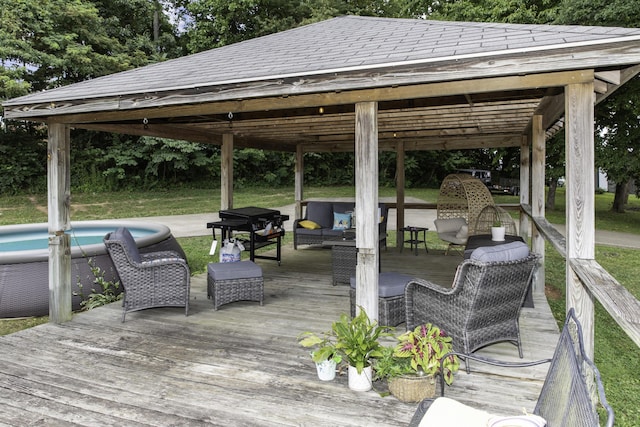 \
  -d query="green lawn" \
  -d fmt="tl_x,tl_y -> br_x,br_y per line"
1,186 -> 640,425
